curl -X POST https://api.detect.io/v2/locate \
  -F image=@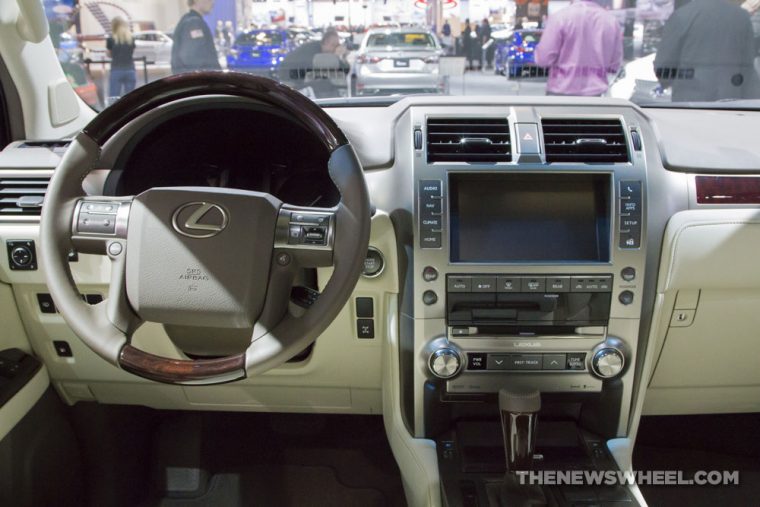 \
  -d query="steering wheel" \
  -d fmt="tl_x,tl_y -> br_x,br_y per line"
39,72 -> 370,384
